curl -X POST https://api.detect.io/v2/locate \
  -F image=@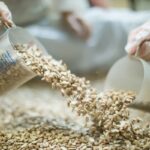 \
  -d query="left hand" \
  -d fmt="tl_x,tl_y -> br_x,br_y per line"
0,2 -> 13,28
62,12 -> 91,40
